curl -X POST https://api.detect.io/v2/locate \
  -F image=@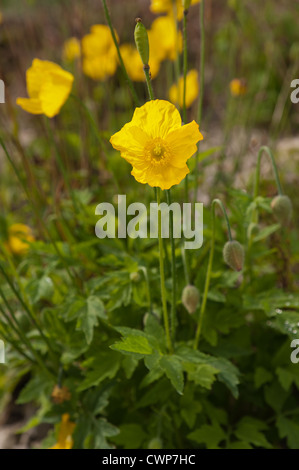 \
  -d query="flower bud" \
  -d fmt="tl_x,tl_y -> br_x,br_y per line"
183,0 -> 192,10
182,285 -> 200,314
130,271 -> 140,283
148,437 -> 163,449
271,195 -> 292,226
223,241 -> 245,272
134,19 -> 149,66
